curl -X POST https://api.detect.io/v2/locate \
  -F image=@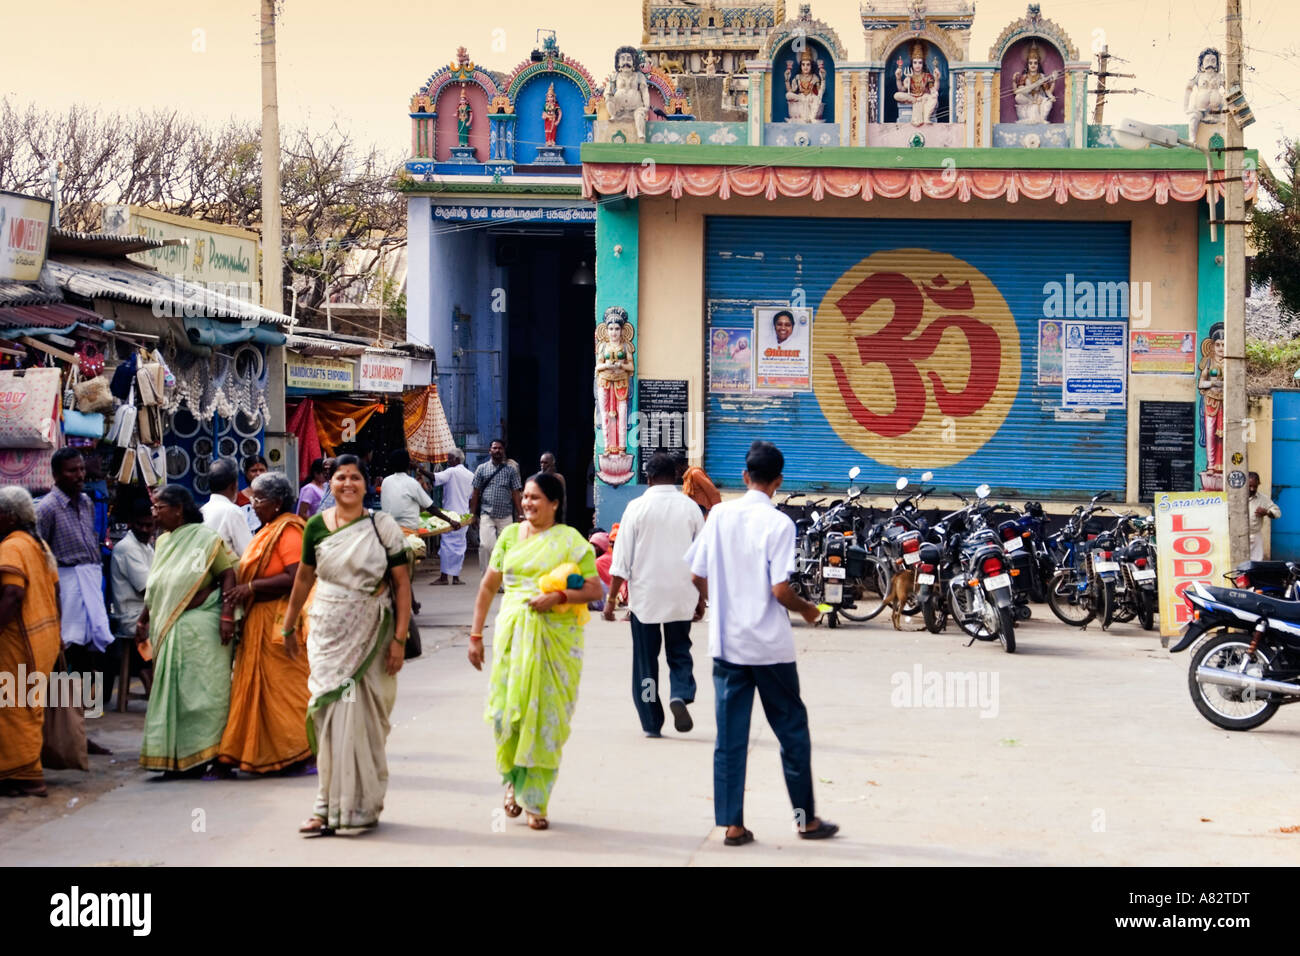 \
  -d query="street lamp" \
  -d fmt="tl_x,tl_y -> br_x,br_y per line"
1113,118 -> 1218,240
